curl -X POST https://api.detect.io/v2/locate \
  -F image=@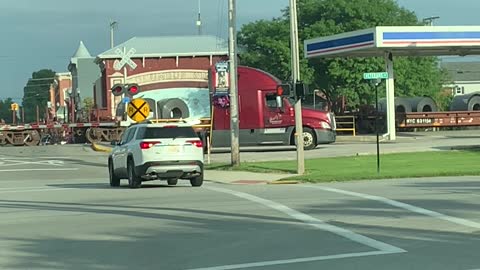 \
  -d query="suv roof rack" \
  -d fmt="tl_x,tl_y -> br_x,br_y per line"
131,118 -> 212,129
147,119 -> 188,124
